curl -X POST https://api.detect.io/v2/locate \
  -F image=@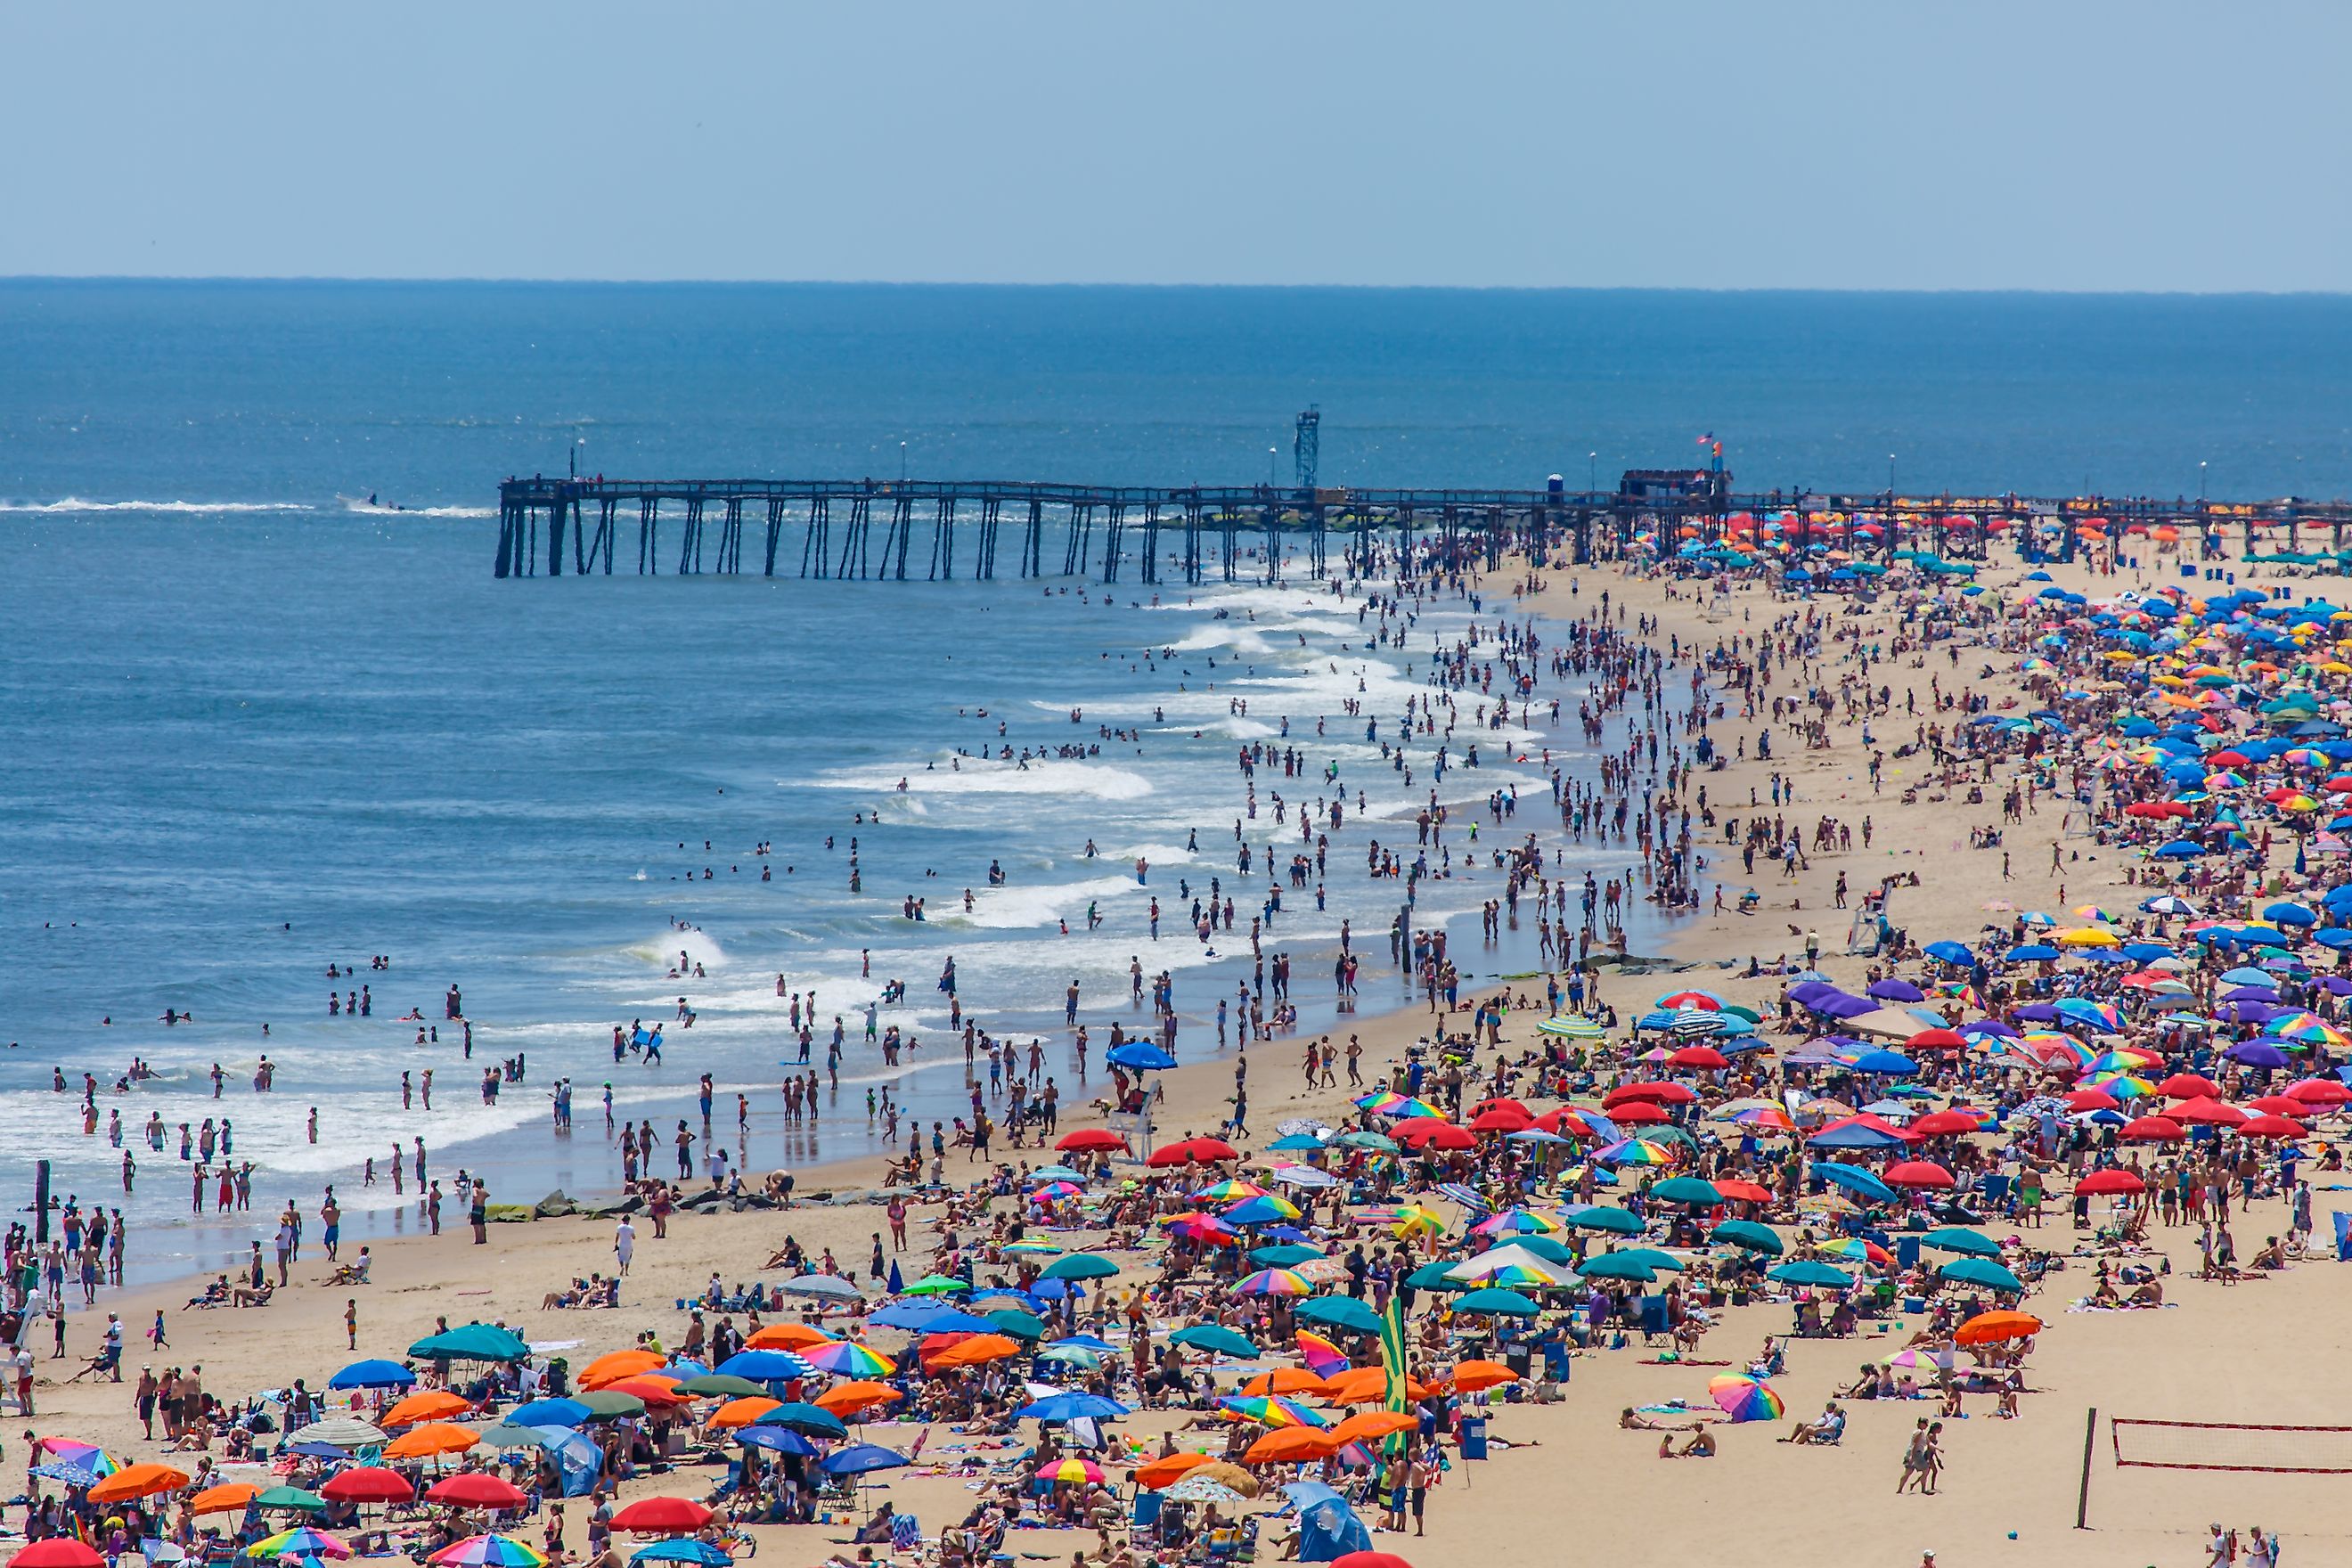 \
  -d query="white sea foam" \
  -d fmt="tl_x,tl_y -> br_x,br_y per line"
0,497 -> 310,514
818,757 -> 1154,802
339,497 -> 496,519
